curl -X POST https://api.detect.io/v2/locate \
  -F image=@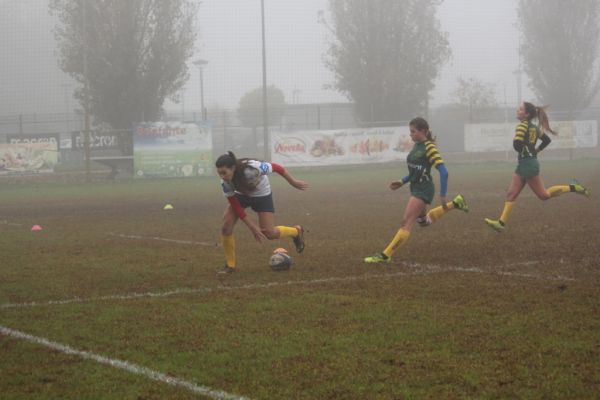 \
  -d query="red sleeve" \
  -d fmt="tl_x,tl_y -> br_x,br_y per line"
271,162 -> 285,175
227,196 -> 247,219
